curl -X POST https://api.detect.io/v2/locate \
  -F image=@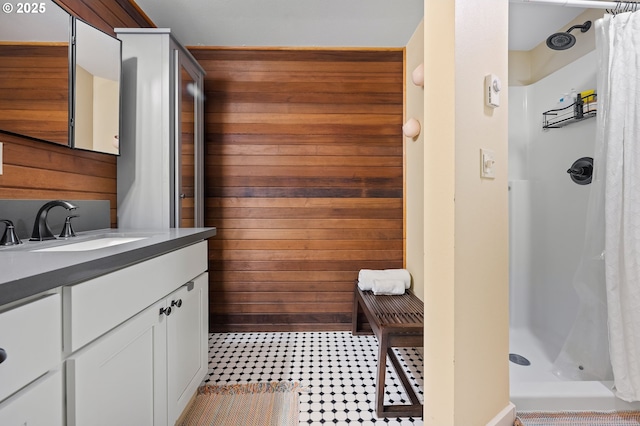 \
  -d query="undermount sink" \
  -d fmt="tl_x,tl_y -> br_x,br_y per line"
32,236 -> 147,252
